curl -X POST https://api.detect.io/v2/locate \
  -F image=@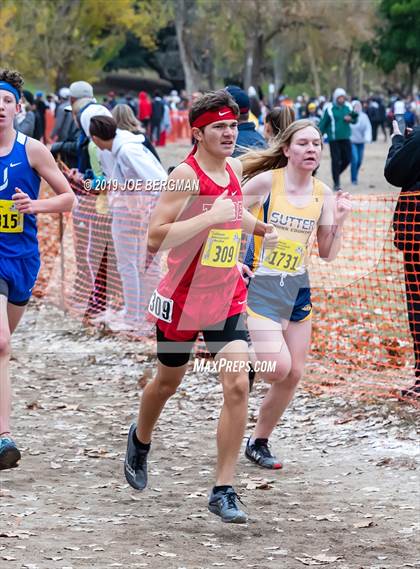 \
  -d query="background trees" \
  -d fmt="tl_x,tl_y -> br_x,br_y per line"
0,0 -> 168,90
1,0 -> 418,96
362,0 -> 420,93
